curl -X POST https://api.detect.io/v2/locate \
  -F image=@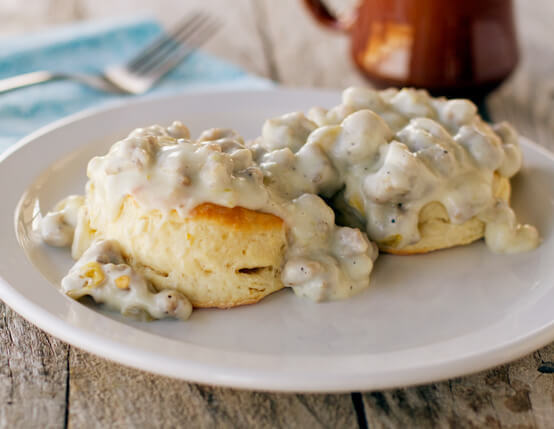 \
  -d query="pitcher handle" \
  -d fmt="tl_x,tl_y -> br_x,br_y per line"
301,0 -> 353,32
